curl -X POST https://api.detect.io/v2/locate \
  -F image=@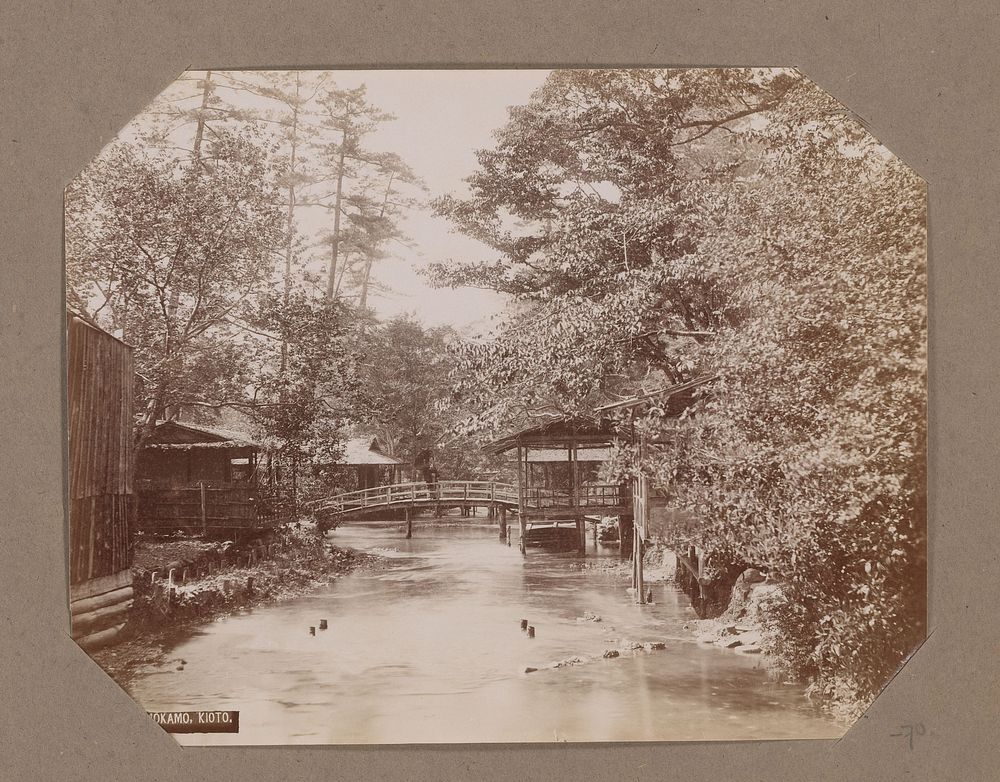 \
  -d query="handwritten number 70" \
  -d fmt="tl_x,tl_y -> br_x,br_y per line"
890,723 -> 925,750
